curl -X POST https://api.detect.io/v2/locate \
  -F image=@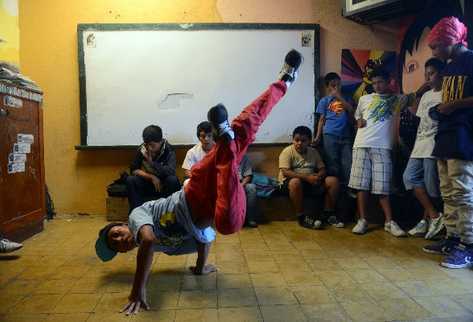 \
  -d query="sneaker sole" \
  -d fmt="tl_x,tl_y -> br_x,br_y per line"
352,230 -> 367,235
3,246 -> 23,253
422,248 -> 445,255
440,261 -> 473,269
392,234 -> 407,238
409,233 -> 427,237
